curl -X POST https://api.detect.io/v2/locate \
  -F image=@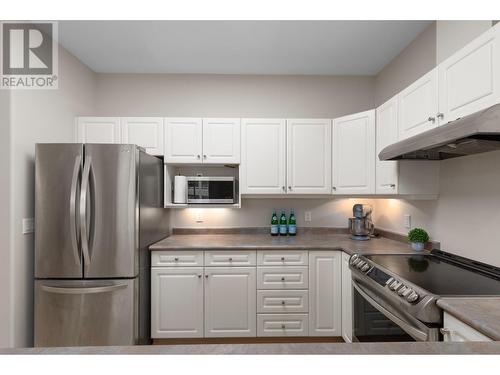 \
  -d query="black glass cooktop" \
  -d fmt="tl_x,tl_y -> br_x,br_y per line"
364,251 -> 500,296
